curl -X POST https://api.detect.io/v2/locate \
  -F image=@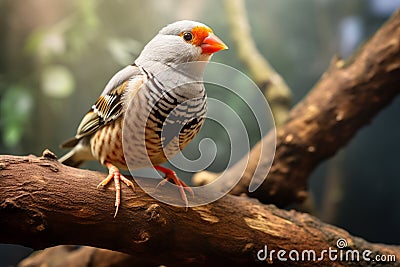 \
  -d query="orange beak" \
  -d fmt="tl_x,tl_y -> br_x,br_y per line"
201,33 -> 228,54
